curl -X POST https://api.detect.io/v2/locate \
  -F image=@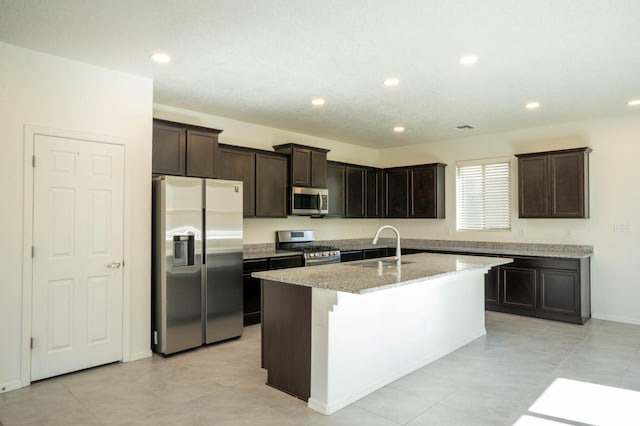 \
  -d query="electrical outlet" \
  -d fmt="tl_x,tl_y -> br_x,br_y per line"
614,223 -> 630,233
